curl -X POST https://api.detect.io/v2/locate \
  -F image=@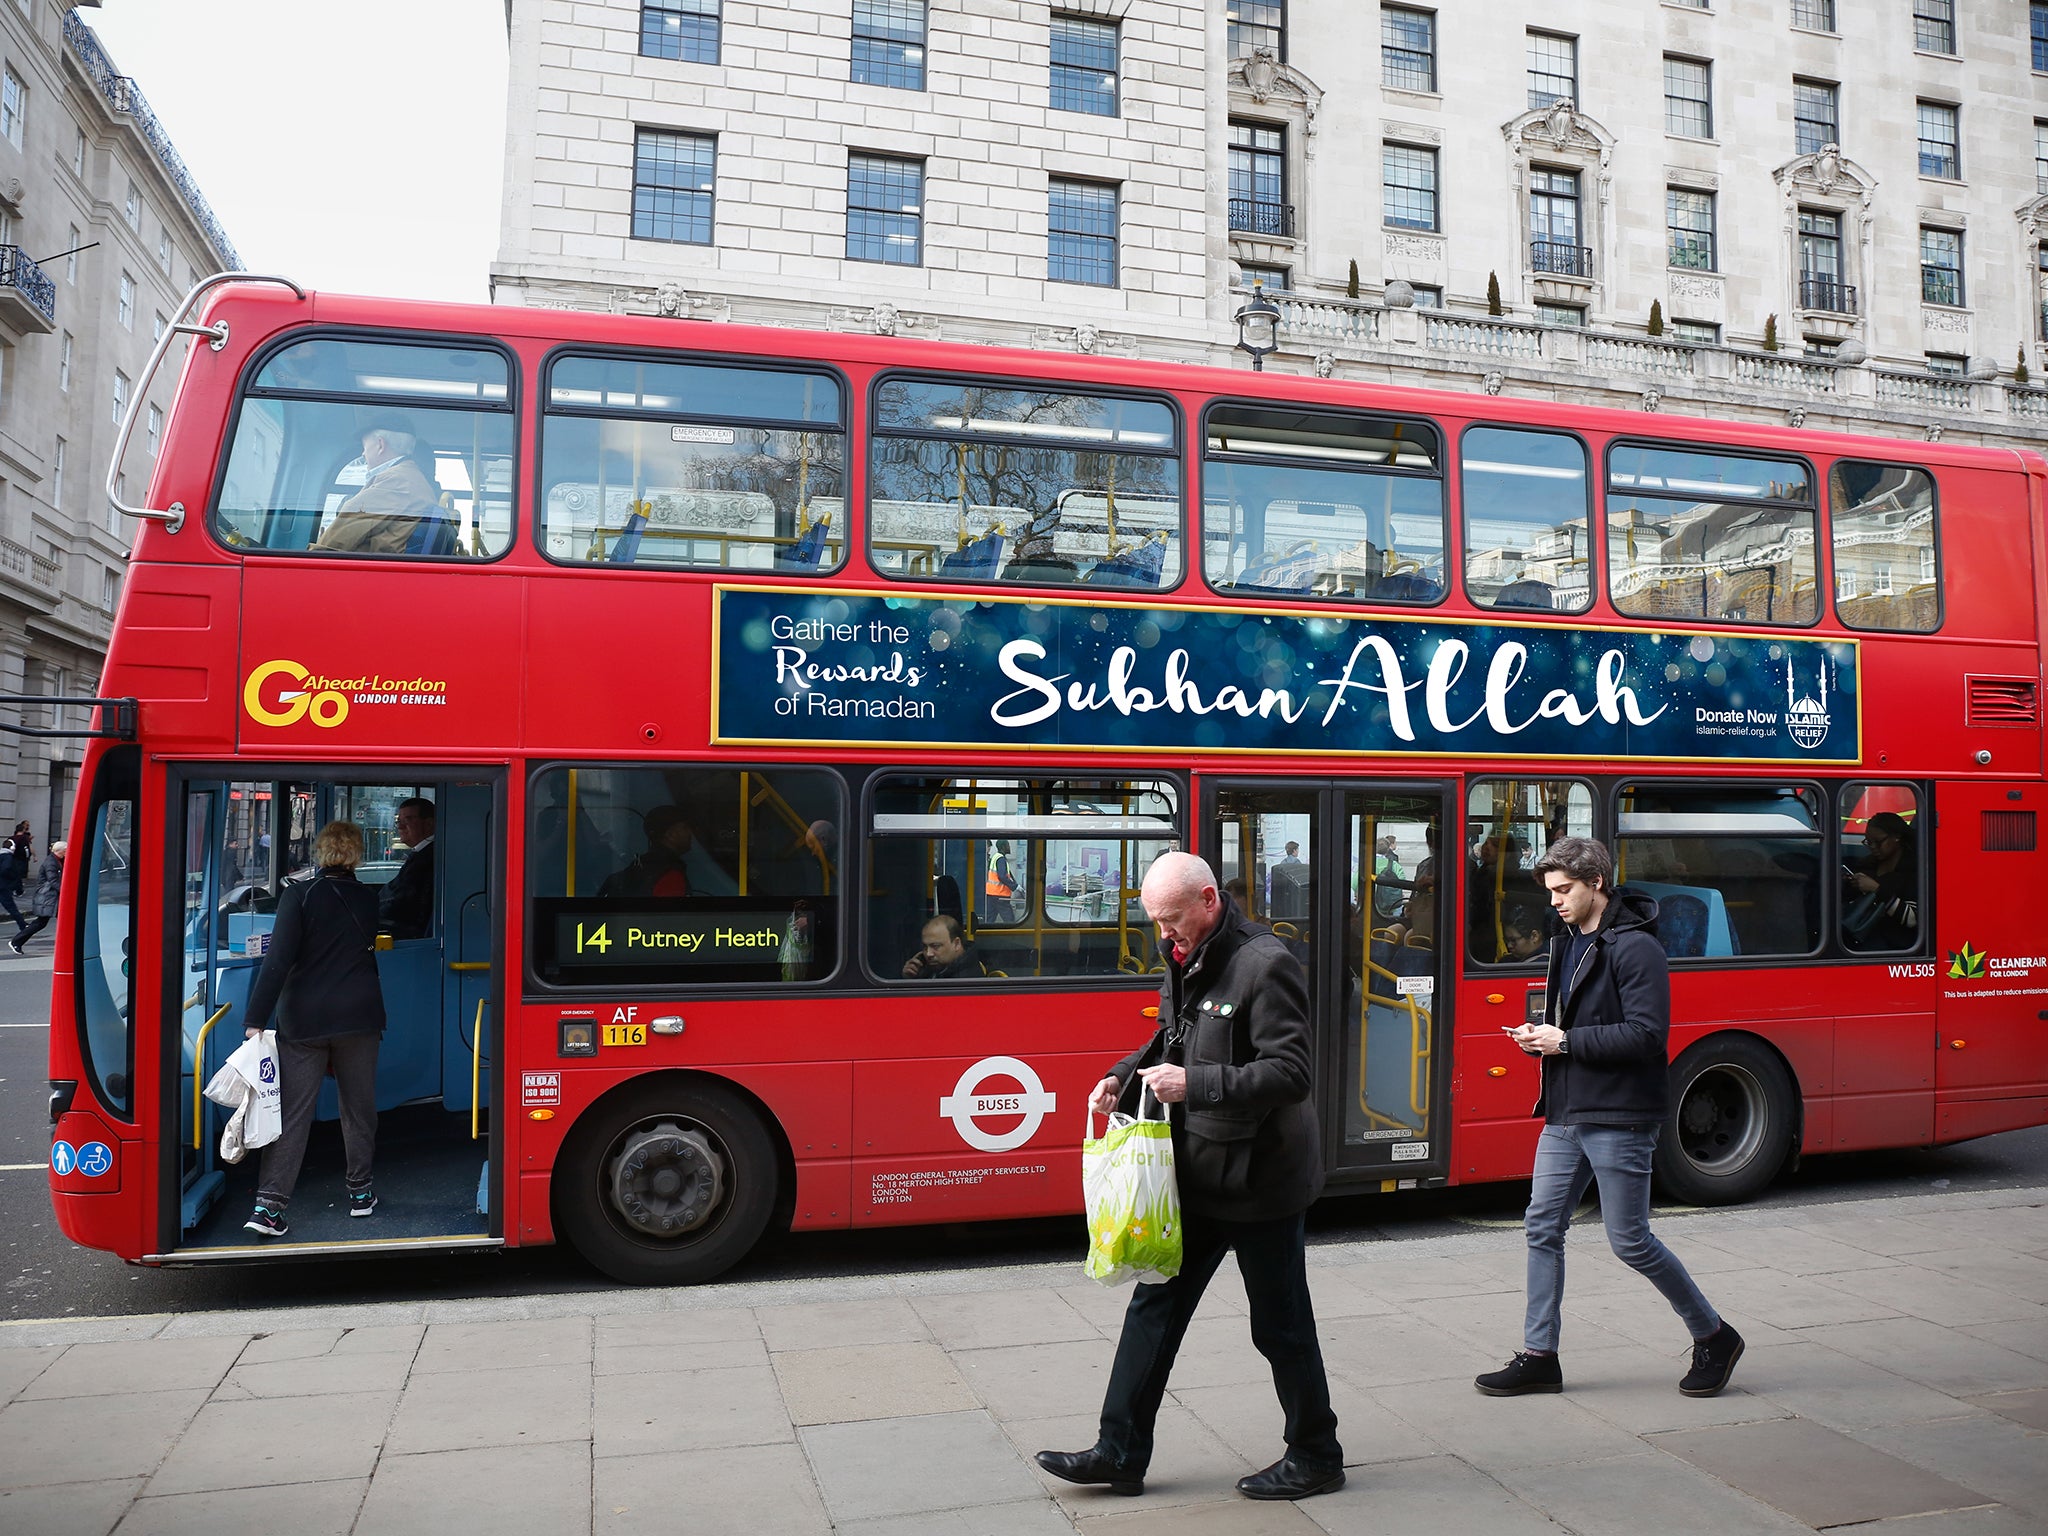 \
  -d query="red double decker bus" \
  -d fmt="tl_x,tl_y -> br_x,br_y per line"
44,275 -> 2047,1283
